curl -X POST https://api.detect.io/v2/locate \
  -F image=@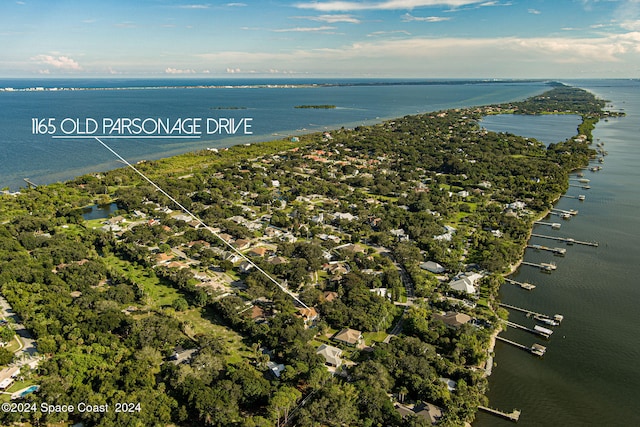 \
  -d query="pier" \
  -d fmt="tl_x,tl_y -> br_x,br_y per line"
498,303 -> 563,325
551,208 -> 578,216
506,321 -> 552,338
521,261 -> 556,272
531,233 -> 599,247
478,406 -> 521,423
23,178 -> 38,188
560,194 -> 586,201
504,278 -> 536,290
496,336 -> 546,356
569,183 -> 591,189
534,221 -> 561,230
527,244 -> 566,256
